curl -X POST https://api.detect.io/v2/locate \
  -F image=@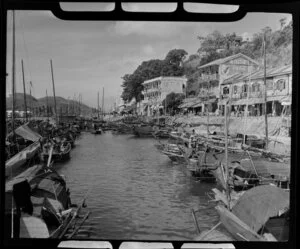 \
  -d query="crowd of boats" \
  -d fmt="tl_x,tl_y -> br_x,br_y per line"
5,119 -> 90,239
5,114 -> 290,241
107,115 -> 290,242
